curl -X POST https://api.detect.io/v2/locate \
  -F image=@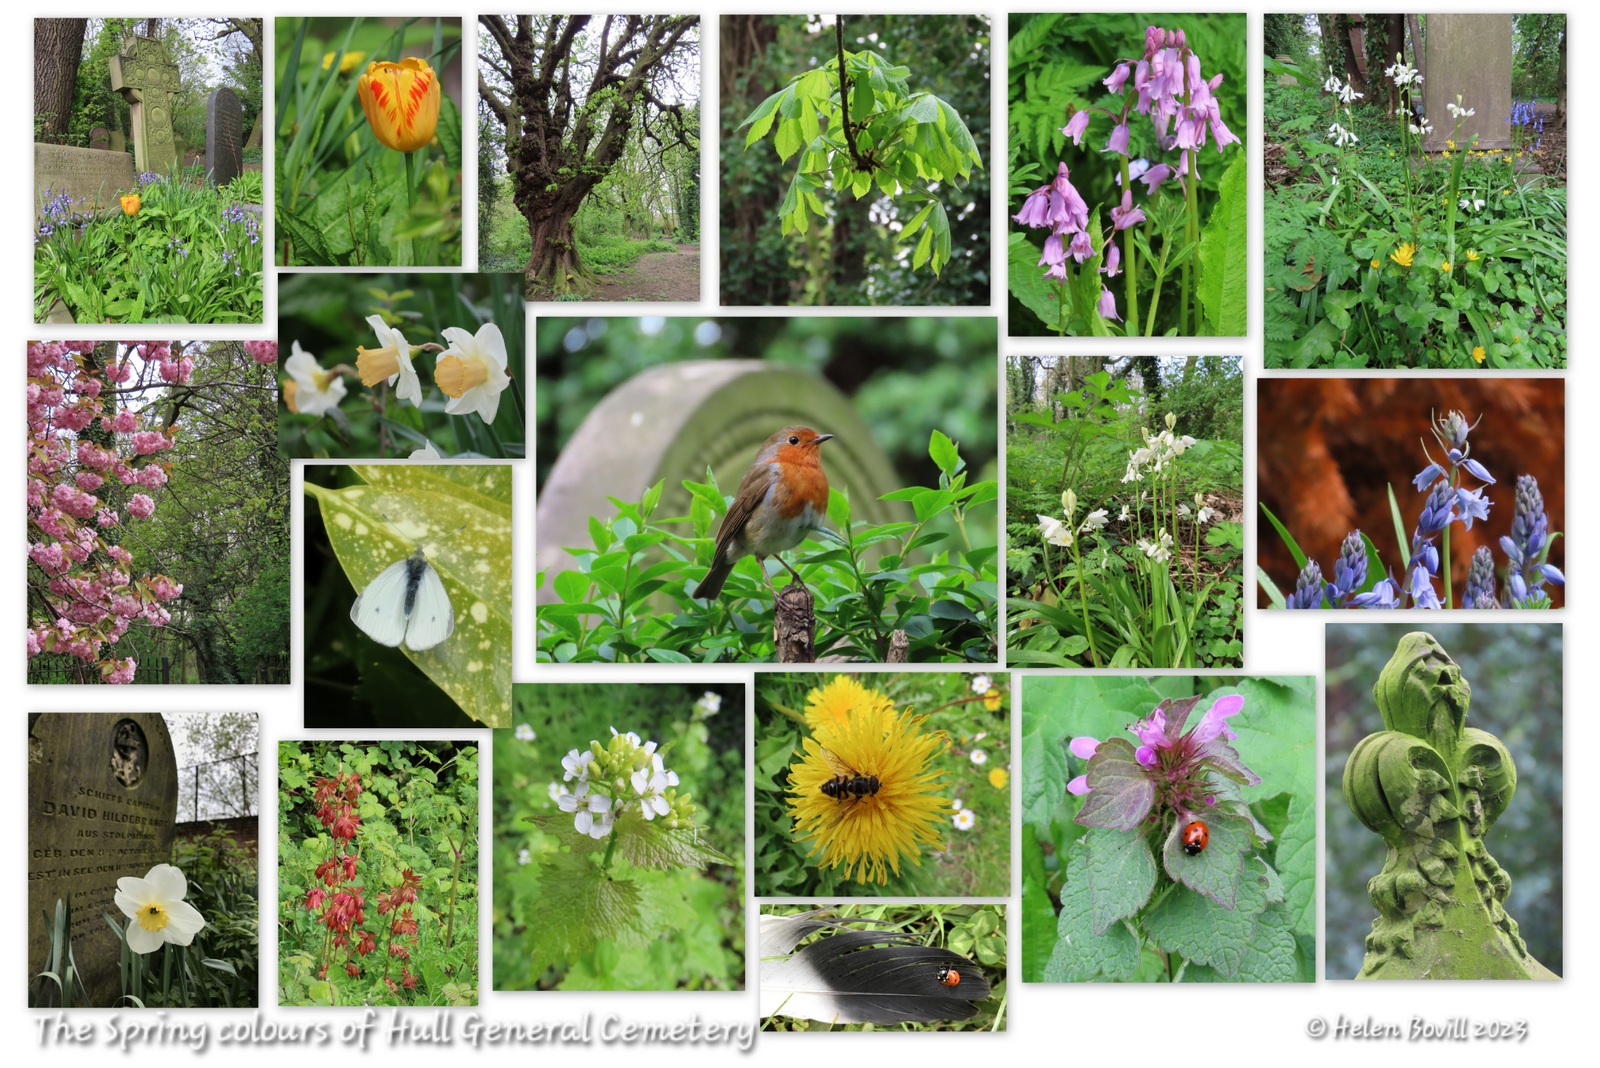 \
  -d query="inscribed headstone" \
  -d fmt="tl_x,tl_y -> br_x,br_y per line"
34,143 -> 136,220
1423,15 -> 1513,151
205,88 -> 243,186
109,35 -> 180,175
28,713 -> 178,1006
